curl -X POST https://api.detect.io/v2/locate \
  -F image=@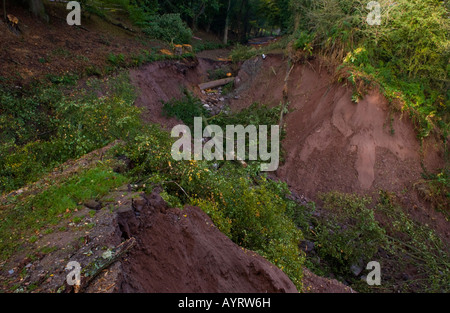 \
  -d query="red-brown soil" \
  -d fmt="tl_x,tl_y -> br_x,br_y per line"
229,54 -> 448,241
302,268 -> 355,293
117,192 -> 298,293
0,3 -> 155,86
129,58 -> 221,130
